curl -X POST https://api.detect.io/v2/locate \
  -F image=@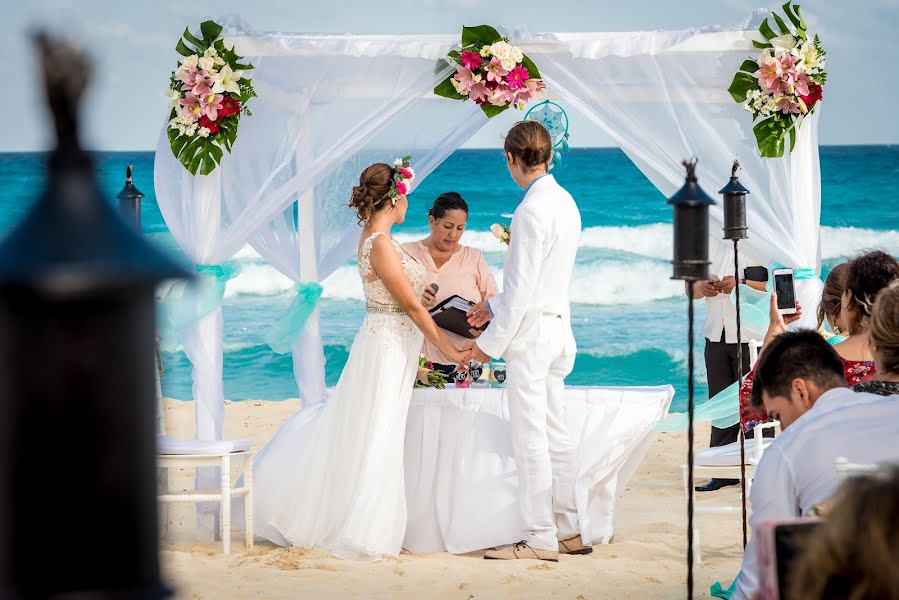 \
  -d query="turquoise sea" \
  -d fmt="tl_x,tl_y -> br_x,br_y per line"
1,146 -> 897,411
